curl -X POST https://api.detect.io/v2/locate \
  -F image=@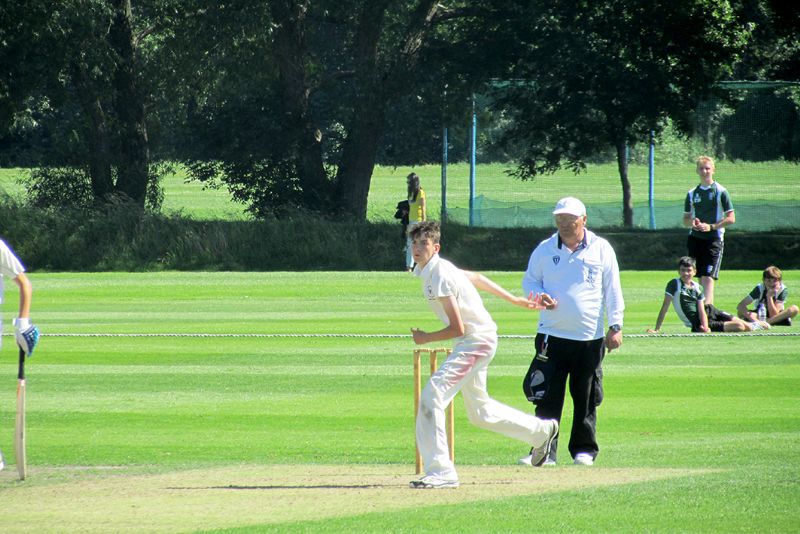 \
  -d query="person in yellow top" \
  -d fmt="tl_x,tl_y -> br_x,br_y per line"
405,172 -> 426,271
